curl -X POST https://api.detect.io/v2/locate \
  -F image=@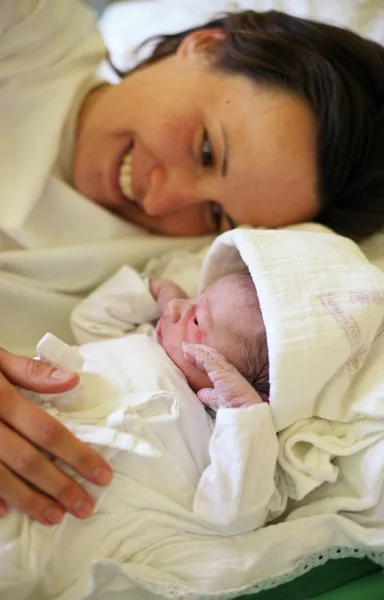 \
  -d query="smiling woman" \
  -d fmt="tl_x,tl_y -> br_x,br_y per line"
74,9 -> 384,240
73,38 -> 318,235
